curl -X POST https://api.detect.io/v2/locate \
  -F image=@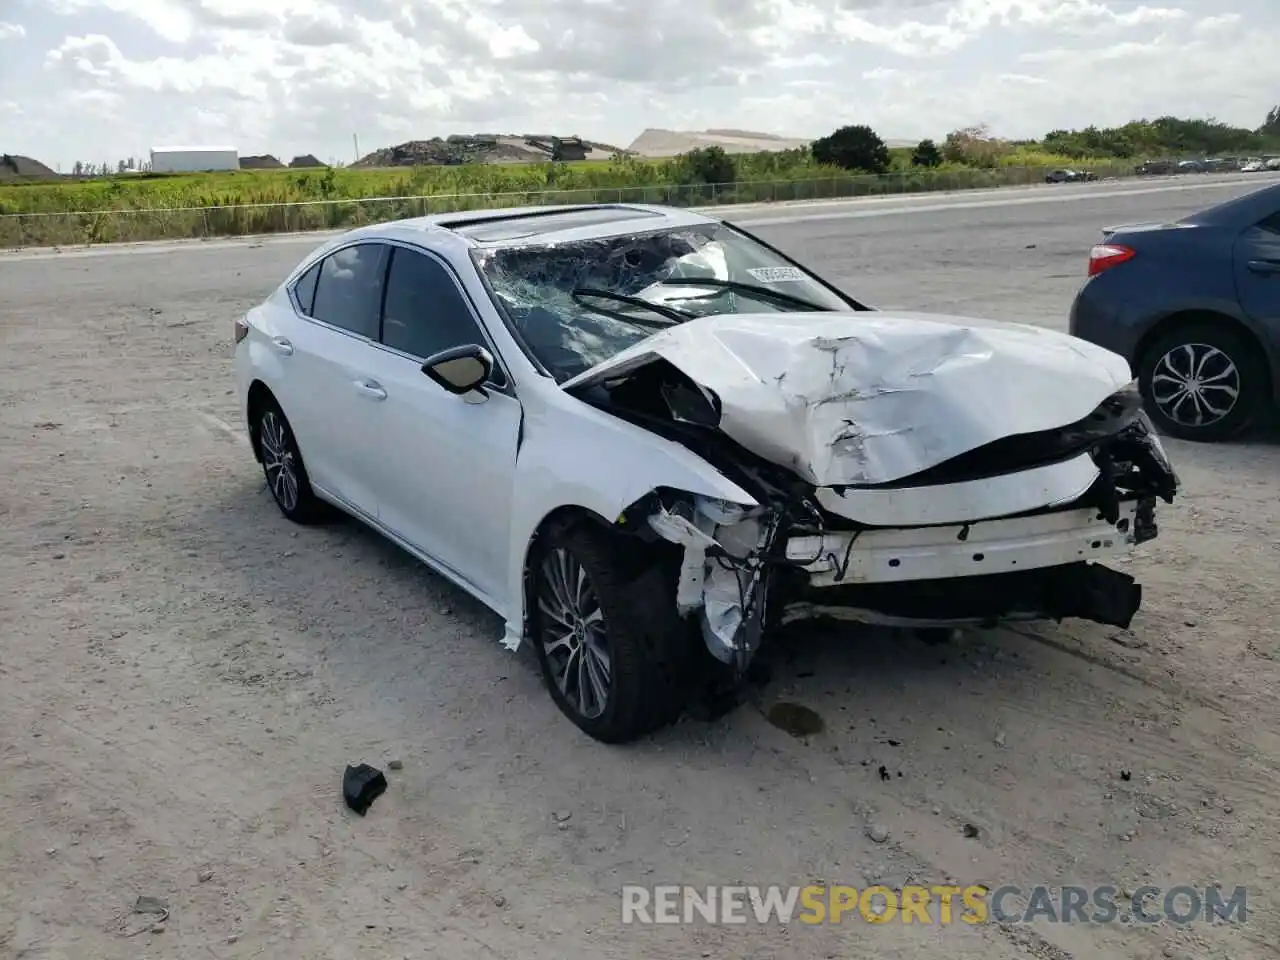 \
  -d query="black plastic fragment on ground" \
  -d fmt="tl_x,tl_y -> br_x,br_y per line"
343,763 -> 387,815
